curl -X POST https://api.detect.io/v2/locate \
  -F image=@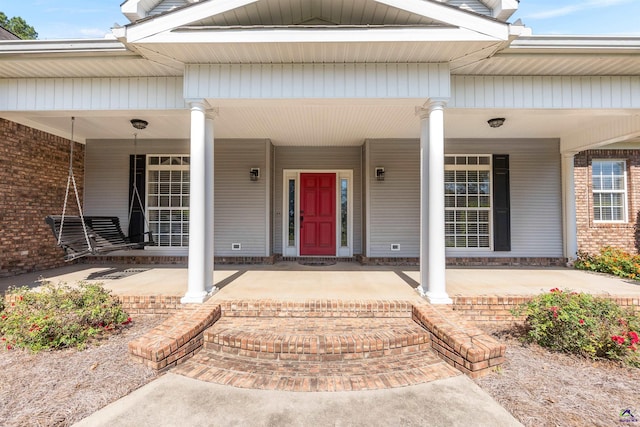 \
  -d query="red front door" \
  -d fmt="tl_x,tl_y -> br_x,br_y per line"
300,173 -> 336,256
